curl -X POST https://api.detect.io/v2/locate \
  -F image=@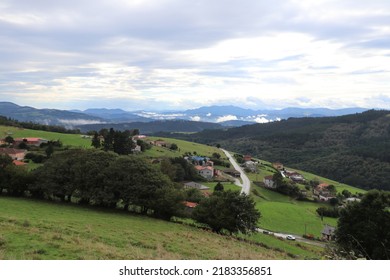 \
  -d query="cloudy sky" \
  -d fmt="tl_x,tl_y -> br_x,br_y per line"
1,0 -> 390,111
